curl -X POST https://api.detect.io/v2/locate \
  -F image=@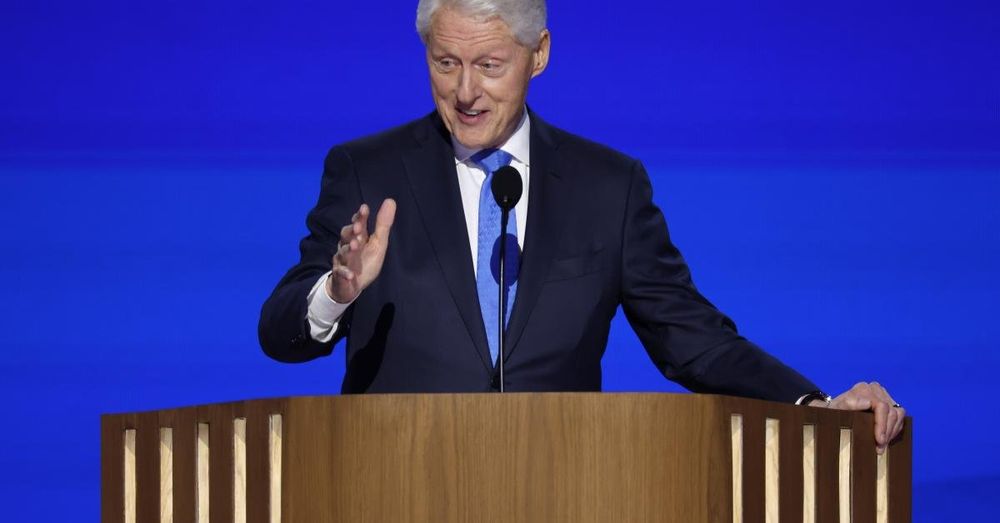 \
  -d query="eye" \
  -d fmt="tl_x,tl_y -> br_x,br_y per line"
478,60 -> 505,76
434,57 -> 458,72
